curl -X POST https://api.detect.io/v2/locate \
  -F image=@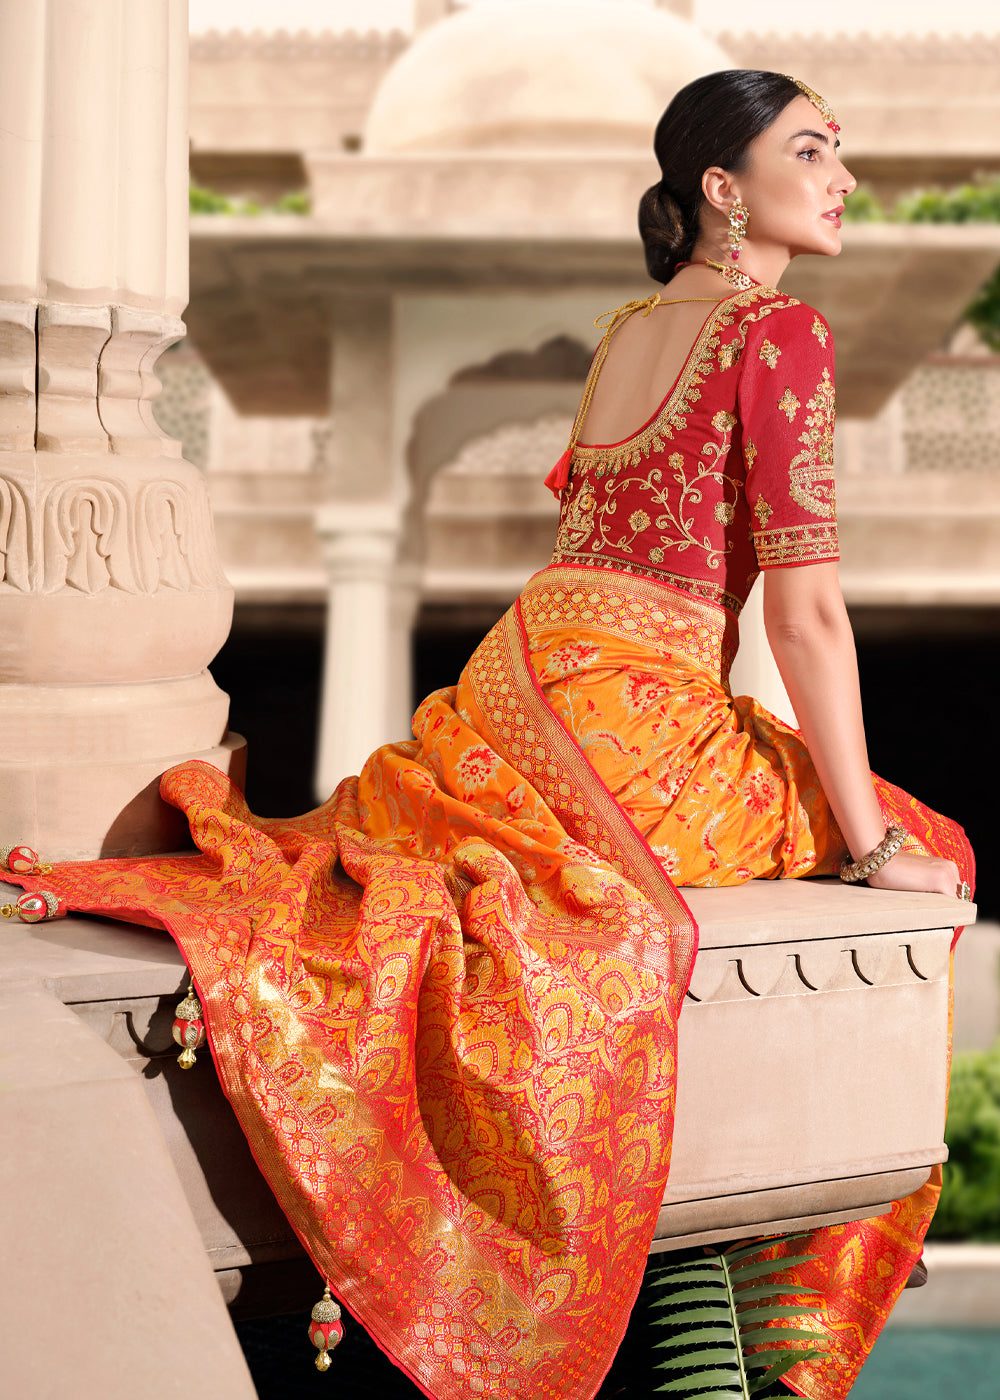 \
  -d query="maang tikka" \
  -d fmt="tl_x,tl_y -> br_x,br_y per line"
728,197 -> 749,262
